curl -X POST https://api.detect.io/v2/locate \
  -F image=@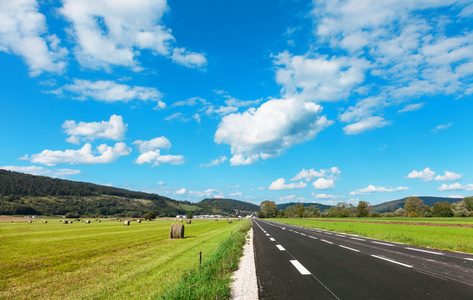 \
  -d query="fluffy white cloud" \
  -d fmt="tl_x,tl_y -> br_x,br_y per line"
188,189 -> 220,198
63,114 -> 127,144
59,0 -> 206,70
215,97 -> 333,165
133,137 -> 171,153
0,0 -> 68,76
274,51 -> 369,102
291,167 -> 341,181
175,188 -> 186,195
201,156 -> 227,168
398,103 -> 424,113
229,191 -> 243,197
52,79 -> 164,108
406,167 -> 436,181
278,195 -> 297,201
135,150 -> 184,166
438,183 -> 473,191
313,178 -> 335,190
0,165 -> 80,178
343,117 -> 390,135
24,142 -> 132,166
431,123 -> 452,134
269,178 -> 307,190
435,171 -> 462,181
349,185 -> 409,195
313,193 -> 344,200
